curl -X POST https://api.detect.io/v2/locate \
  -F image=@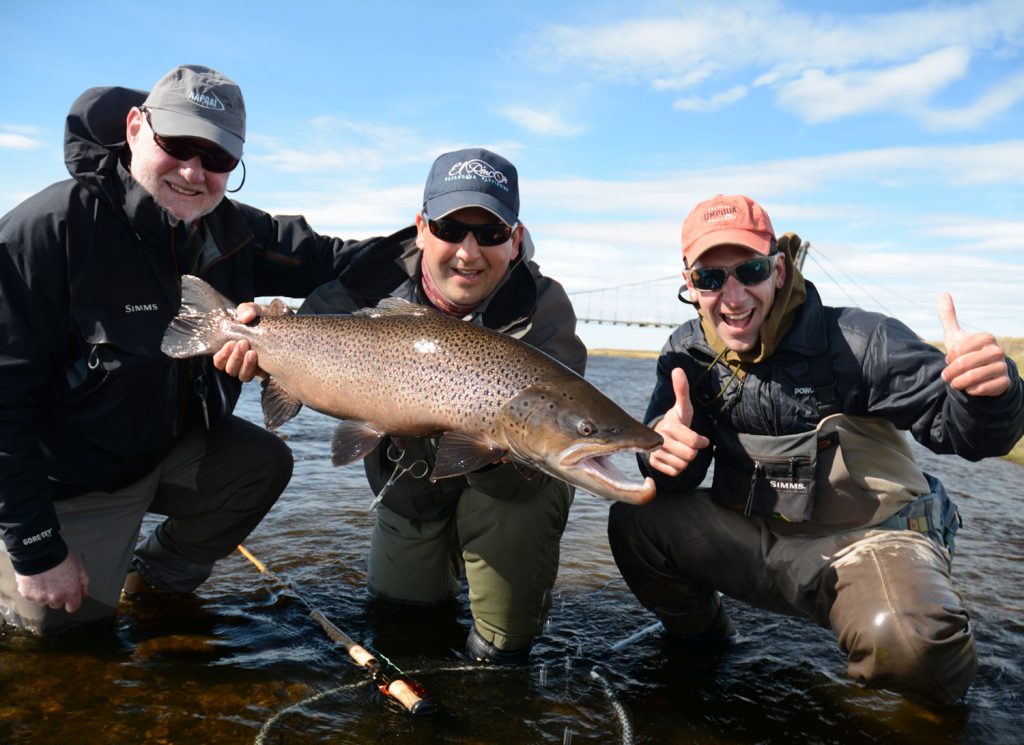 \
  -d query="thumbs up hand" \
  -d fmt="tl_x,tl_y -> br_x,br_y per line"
649,367 -> 711,477
938,293 -> 1010,397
